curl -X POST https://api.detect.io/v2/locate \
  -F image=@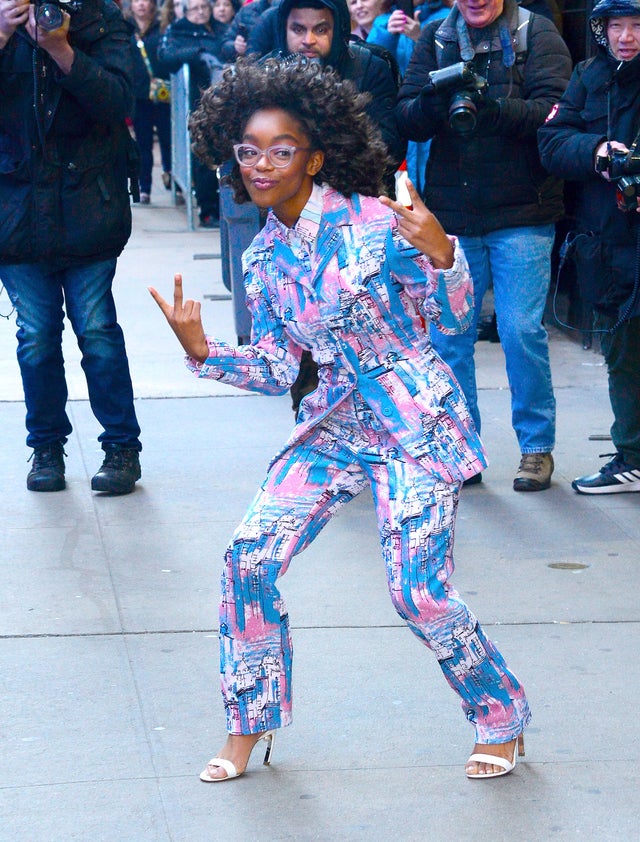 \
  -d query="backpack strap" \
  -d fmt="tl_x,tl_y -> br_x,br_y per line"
514,4 -> 531,56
